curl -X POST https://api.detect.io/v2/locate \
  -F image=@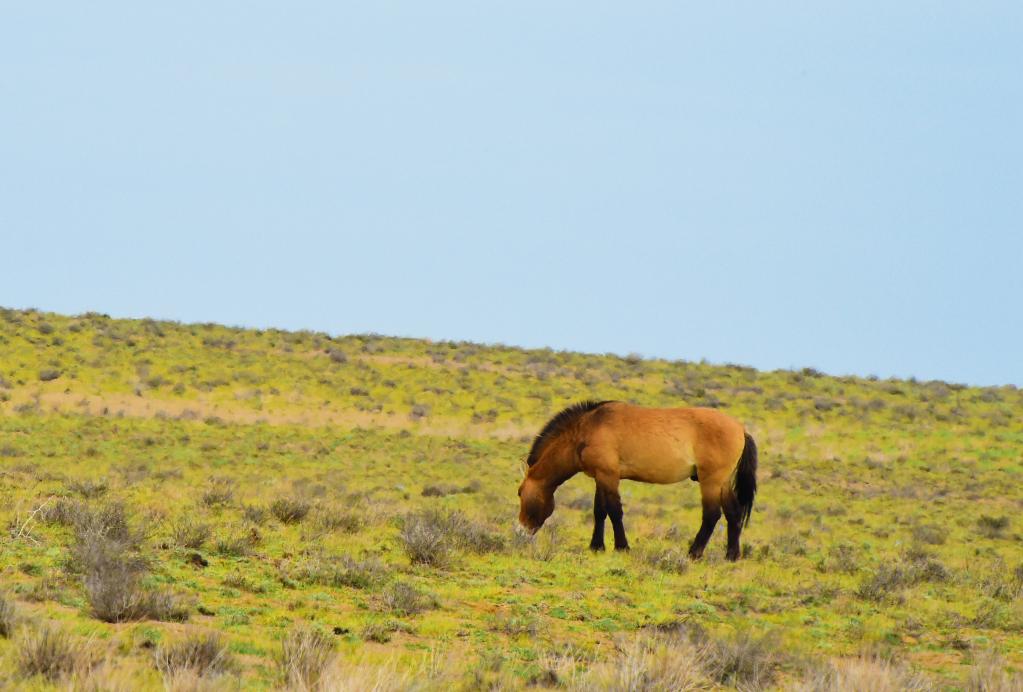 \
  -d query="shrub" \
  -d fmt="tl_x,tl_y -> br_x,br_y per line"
702,629 -> 782,689
214,532 -> 255,558
977,515 -> 1010,539
38,369 -> 61,382
399,514 -> 451,567
857,549 -> 949,602
201,483 -> 234,508
421,484 -> 459,497
270,497 -> 311,524
492,609 -> 543,637
315,507 -> 363,534
72,501 -> 138,545
69,504 -> 188,623
0,592 -> 17,638
817,543 -> 860,574
911,523 -> 947,545
154,632 -> 234,678
421,480 -> 483,497
382,582 -> 437,616
170,518 -> 212,549
277,624 -> 335,691
400,509 -> 504,565
444,512 -> 505,554
242,504 -> 268,525
290,554 -> 387,590
66,478 -> 109,499
16,626 -> 92,680
361,619 -> 415,644
362,620 -> 400,643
